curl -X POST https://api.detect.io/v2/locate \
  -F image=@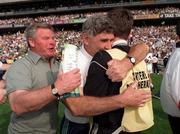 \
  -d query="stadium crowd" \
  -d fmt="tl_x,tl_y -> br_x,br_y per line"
0,0 -> 179,15
0,7 -> 179,65
0,25 -> 178,64
0,7 -> 179,26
